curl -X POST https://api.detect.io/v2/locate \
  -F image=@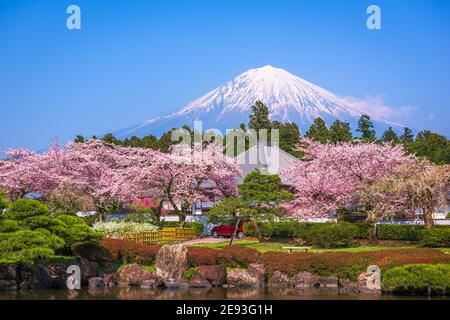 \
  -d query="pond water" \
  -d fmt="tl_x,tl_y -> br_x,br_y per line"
0,287 -> 447,300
